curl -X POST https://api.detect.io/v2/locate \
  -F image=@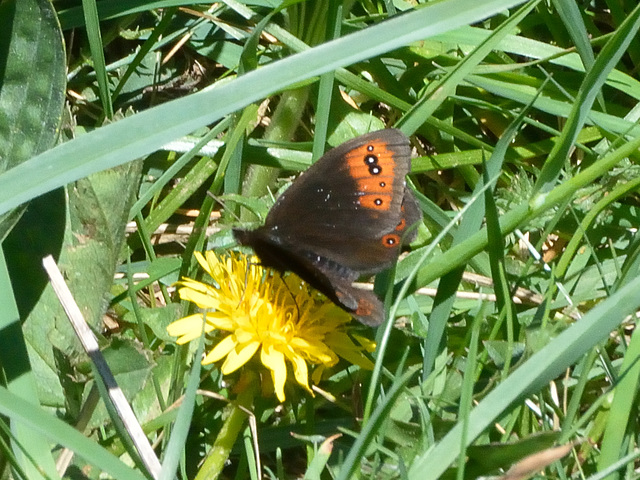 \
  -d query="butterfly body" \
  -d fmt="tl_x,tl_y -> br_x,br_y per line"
233,129 -> 421,326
